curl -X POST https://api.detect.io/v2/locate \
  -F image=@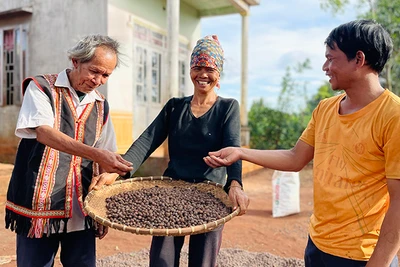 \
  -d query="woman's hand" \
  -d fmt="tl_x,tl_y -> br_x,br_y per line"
89,172 -> 119,191
94,222 -> 108,239
228,181 -> 250,216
